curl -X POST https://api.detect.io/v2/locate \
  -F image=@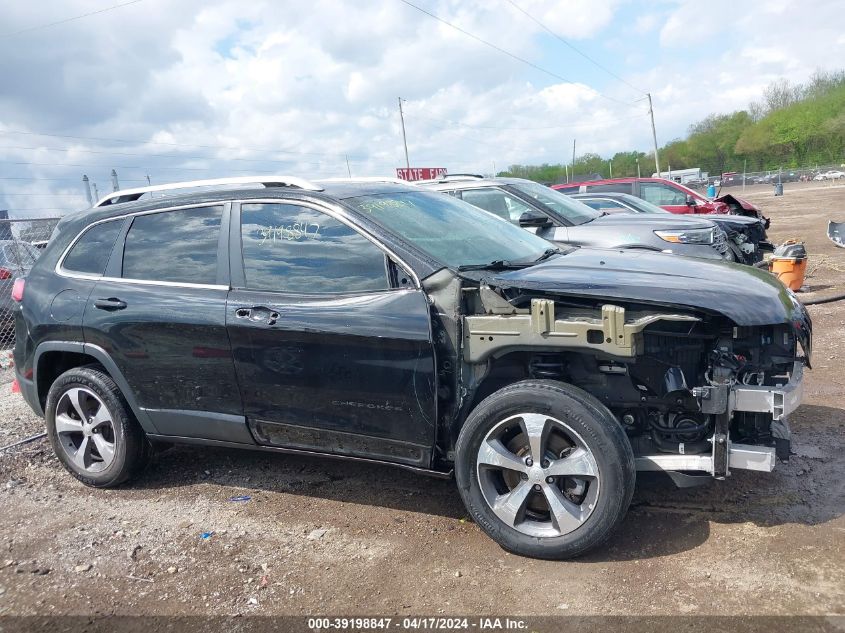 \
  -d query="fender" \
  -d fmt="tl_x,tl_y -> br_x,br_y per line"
33,341 -> 159,434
